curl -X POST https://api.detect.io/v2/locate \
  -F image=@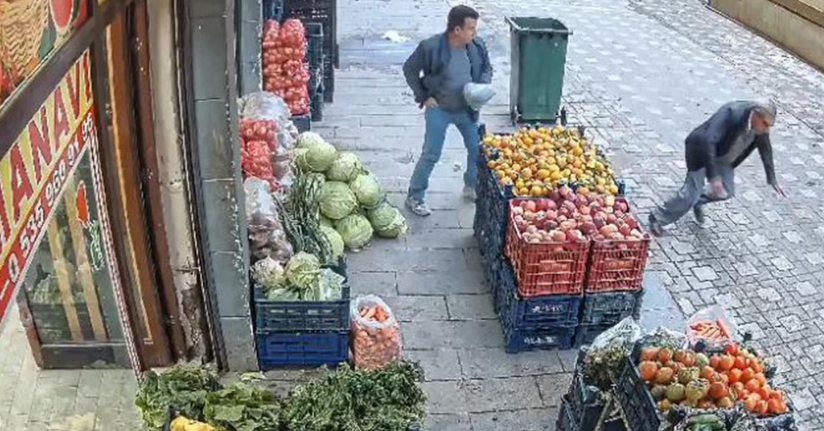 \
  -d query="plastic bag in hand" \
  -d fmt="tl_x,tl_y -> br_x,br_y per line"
463,83 -> 495,111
